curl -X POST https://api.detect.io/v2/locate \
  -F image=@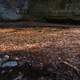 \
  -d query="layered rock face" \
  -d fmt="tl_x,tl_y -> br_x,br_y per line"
0,0 -> 80,20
